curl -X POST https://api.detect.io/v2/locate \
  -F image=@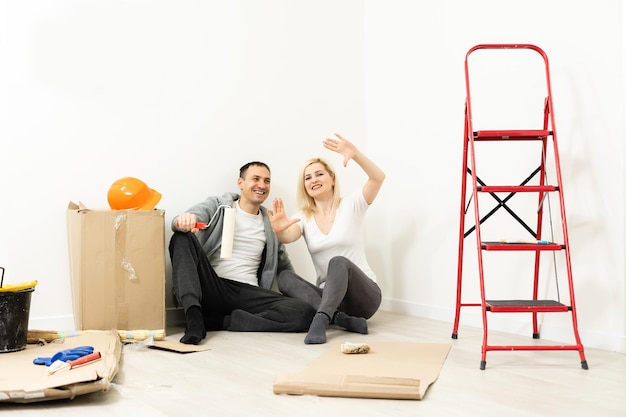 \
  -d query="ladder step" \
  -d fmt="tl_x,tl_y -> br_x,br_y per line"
473,129 -> 551,141
486,300 -> 570,312
477,185 -> 558,193
481,241 -> 564,251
